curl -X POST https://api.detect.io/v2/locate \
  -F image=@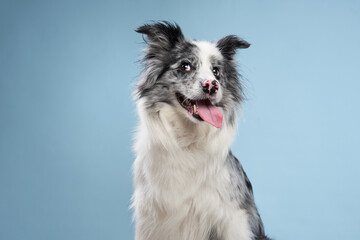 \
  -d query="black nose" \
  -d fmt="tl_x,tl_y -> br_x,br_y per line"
202,79 -> 219,95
